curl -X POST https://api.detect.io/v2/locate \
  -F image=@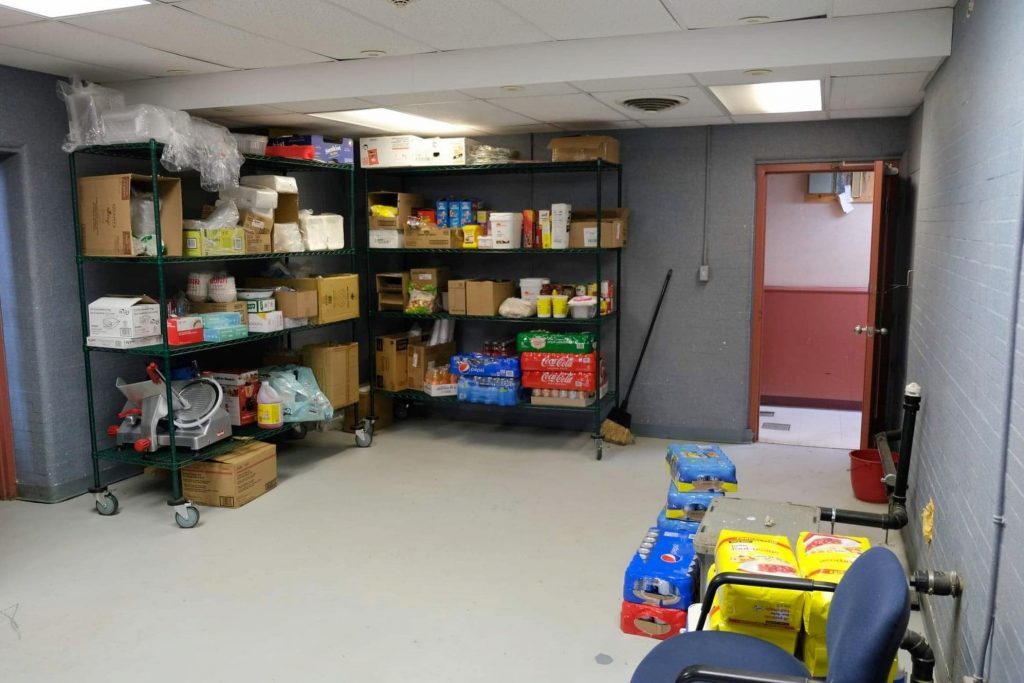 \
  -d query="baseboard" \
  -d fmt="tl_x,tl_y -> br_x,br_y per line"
16,463 -> 140,503
761,395 -> 862,412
